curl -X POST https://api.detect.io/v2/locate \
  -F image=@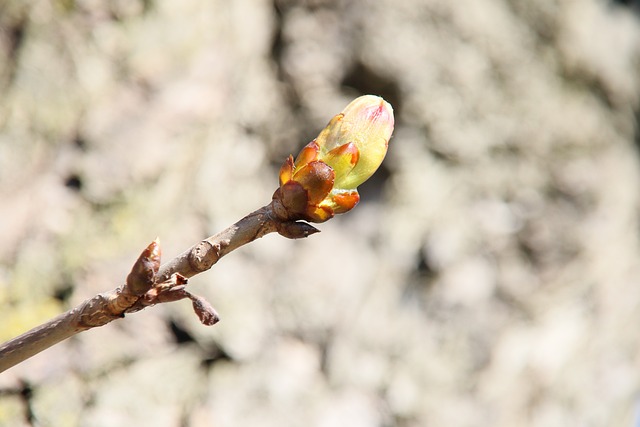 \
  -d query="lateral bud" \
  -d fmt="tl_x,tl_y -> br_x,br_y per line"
126,238 -> 161,295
